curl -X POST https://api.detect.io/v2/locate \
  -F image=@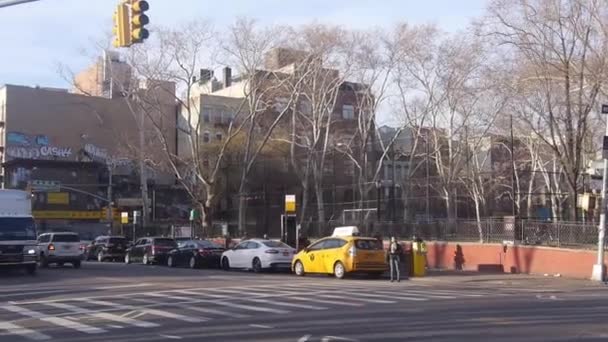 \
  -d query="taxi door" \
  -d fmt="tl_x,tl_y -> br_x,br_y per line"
321,238 -> 348,273
302,240 -> 327,273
